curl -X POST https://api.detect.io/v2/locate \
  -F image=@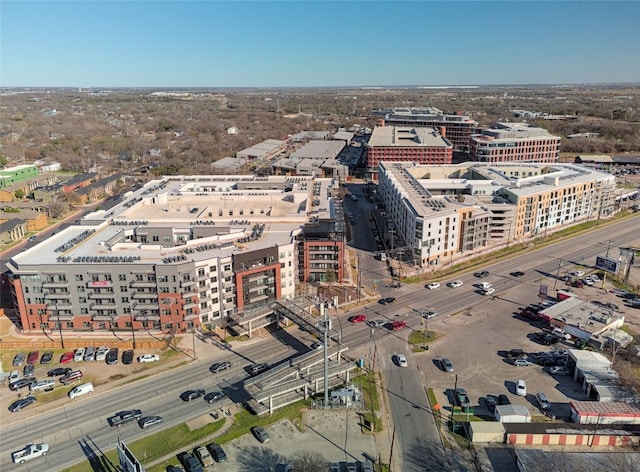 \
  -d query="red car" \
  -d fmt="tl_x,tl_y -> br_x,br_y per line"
348,314 -> 367,323
389,320 -> 407,331
27,351 -> 40,365
60,351 -> 75,364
